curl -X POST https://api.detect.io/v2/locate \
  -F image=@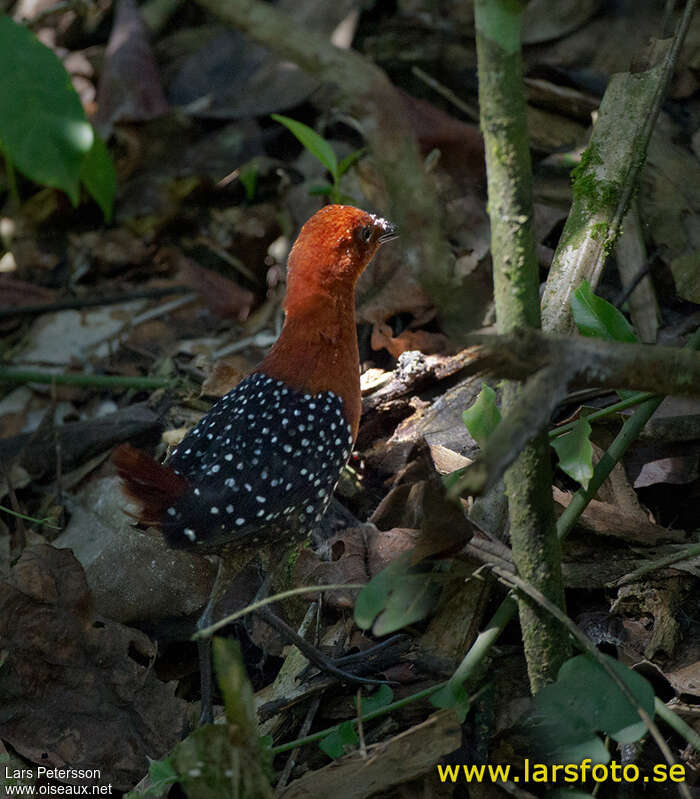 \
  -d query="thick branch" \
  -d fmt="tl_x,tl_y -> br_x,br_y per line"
462,329 -> 700,397
475,0 -> 568,691
541,0 -> 697,334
